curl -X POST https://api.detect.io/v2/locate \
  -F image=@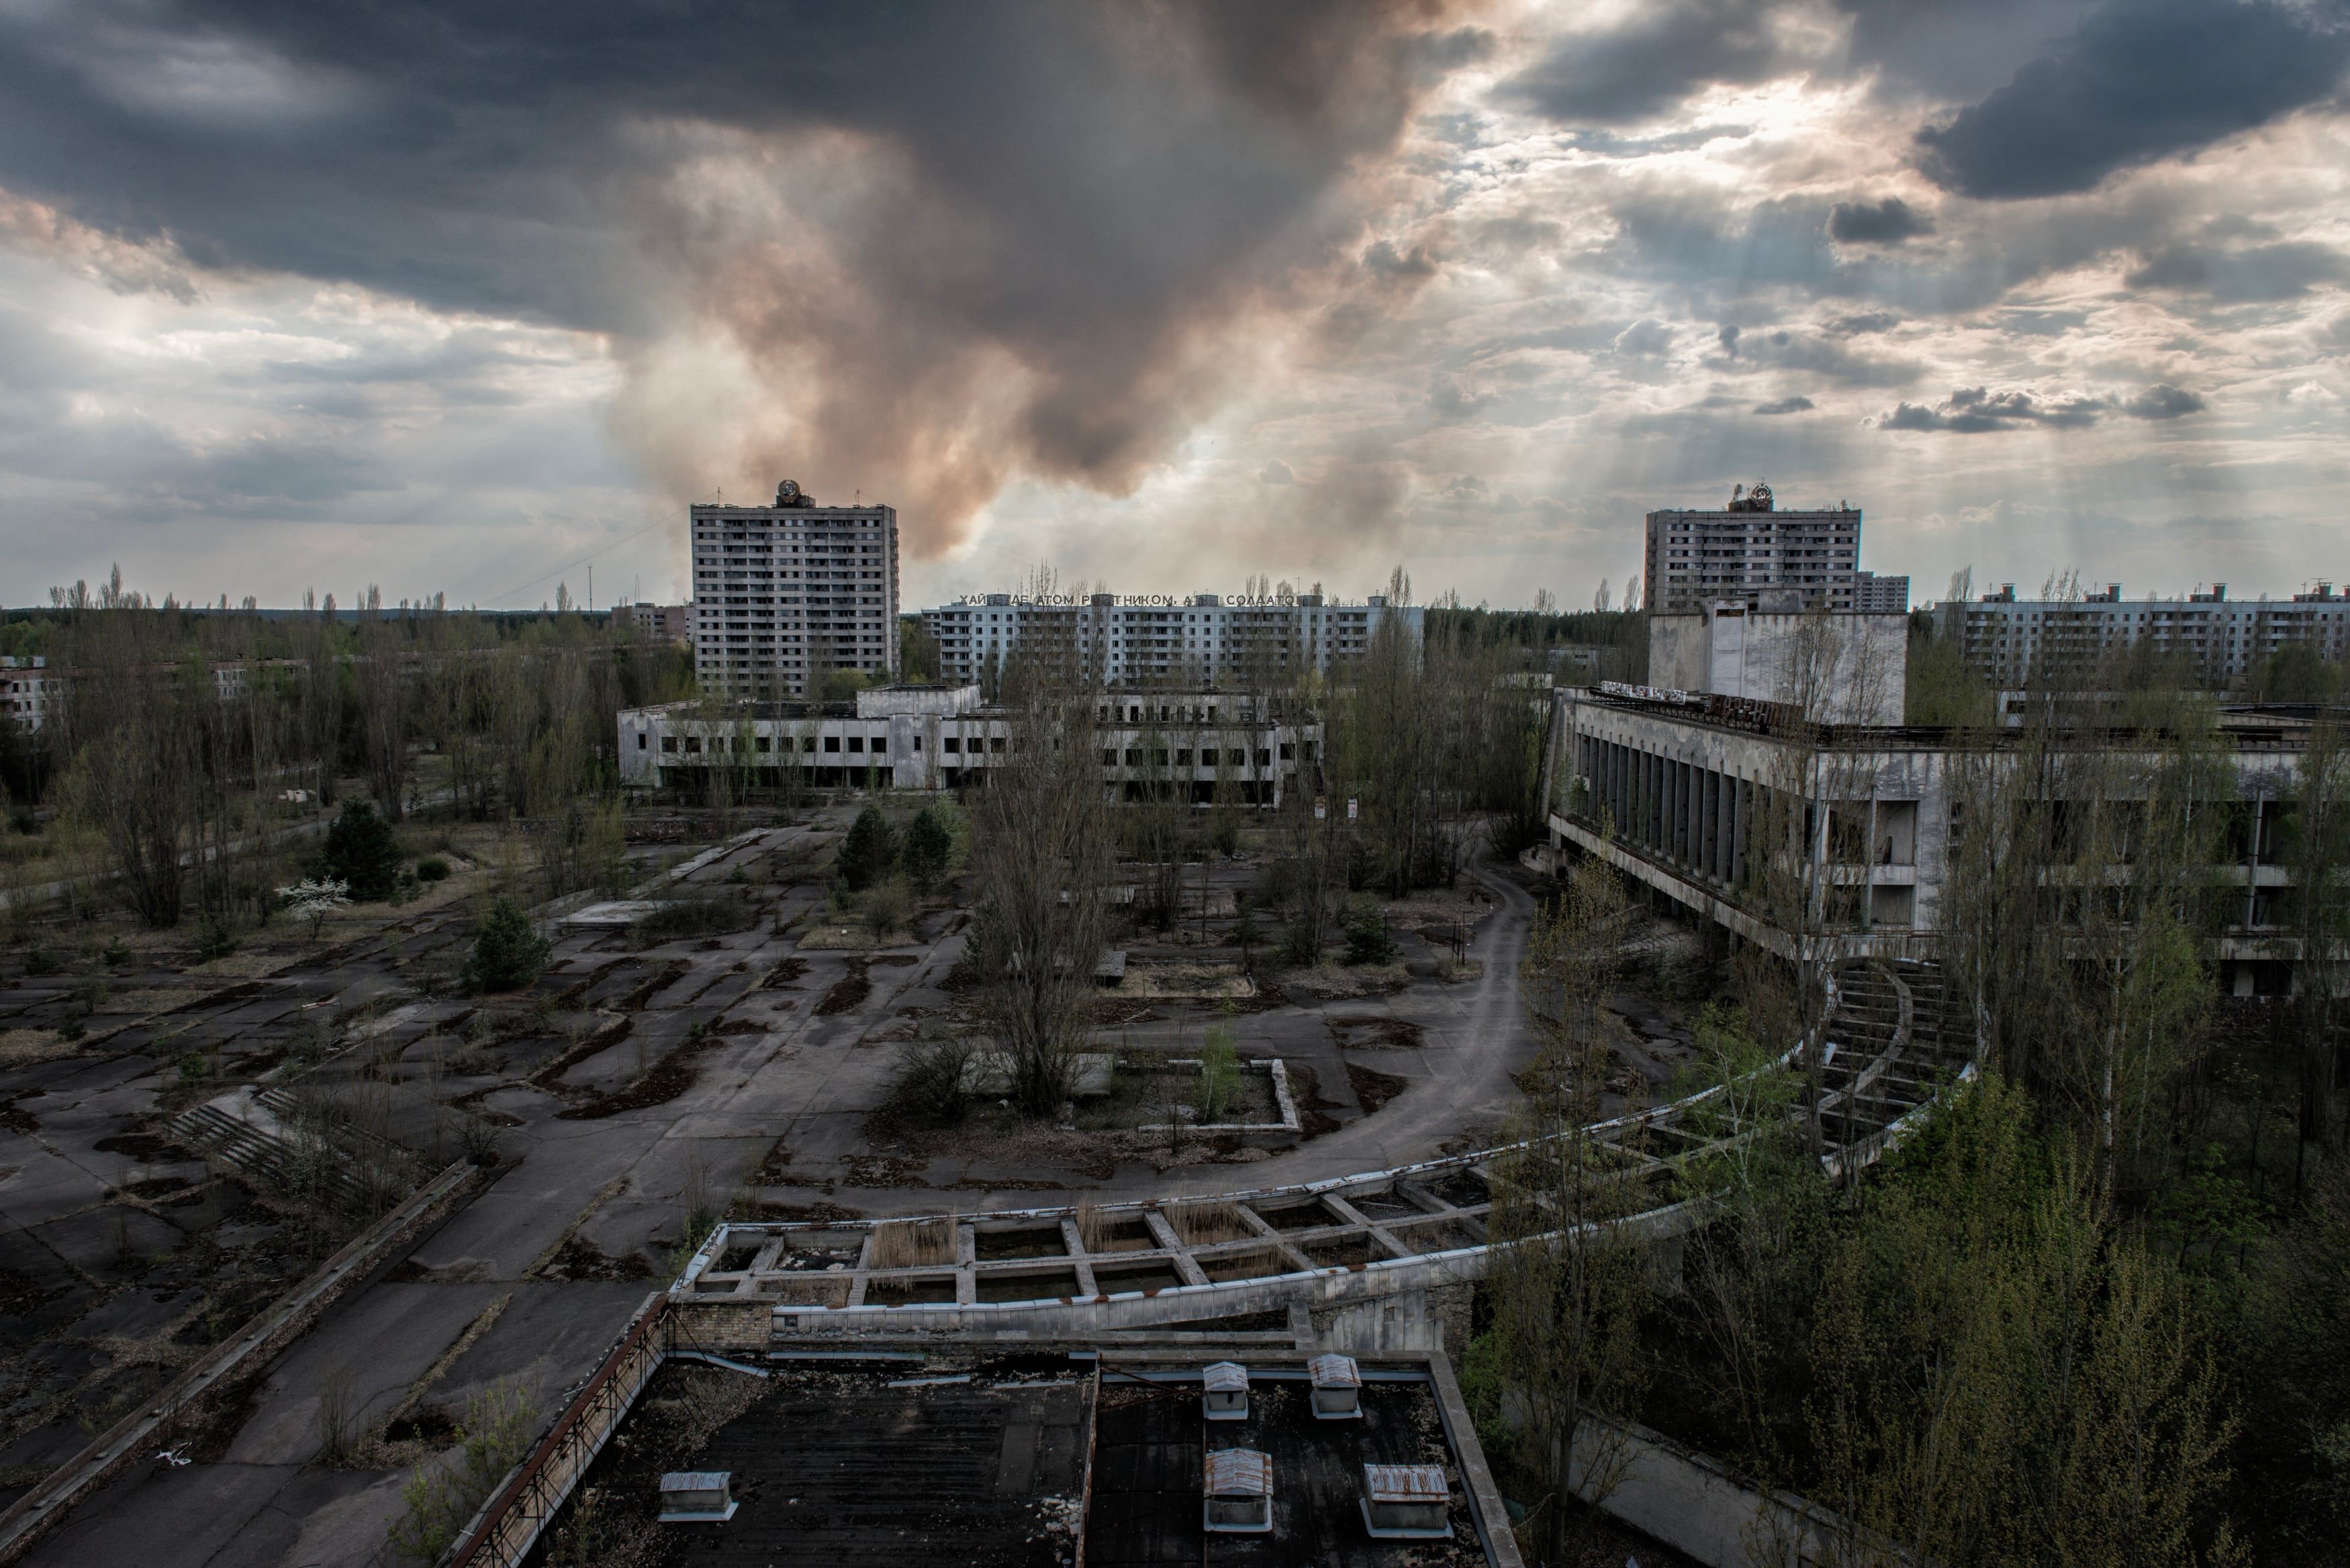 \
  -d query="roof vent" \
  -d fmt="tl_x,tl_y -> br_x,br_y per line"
659,1471 -> 739,1522
1309,1353 -> 1362,1420
1203,1449 -> 1273,1533
1203,1361 -> 1250,1422
1361,1463 -> 1452,1540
